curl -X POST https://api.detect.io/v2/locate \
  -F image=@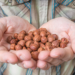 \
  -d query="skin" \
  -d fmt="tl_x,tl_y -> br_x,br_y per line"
0,16 -> 36,69
37,17 -> 75,70
0,16 -> 75,70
